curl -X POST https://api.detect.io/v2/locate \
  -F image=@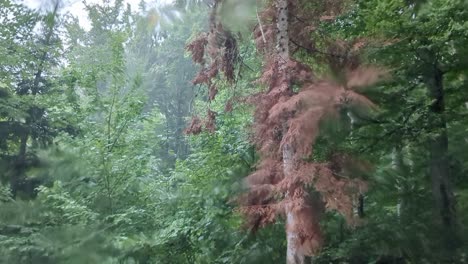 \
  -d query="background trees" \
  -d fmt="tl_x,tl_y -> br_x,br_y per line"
0,0 -> 467,263
0,0 -> 66,199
